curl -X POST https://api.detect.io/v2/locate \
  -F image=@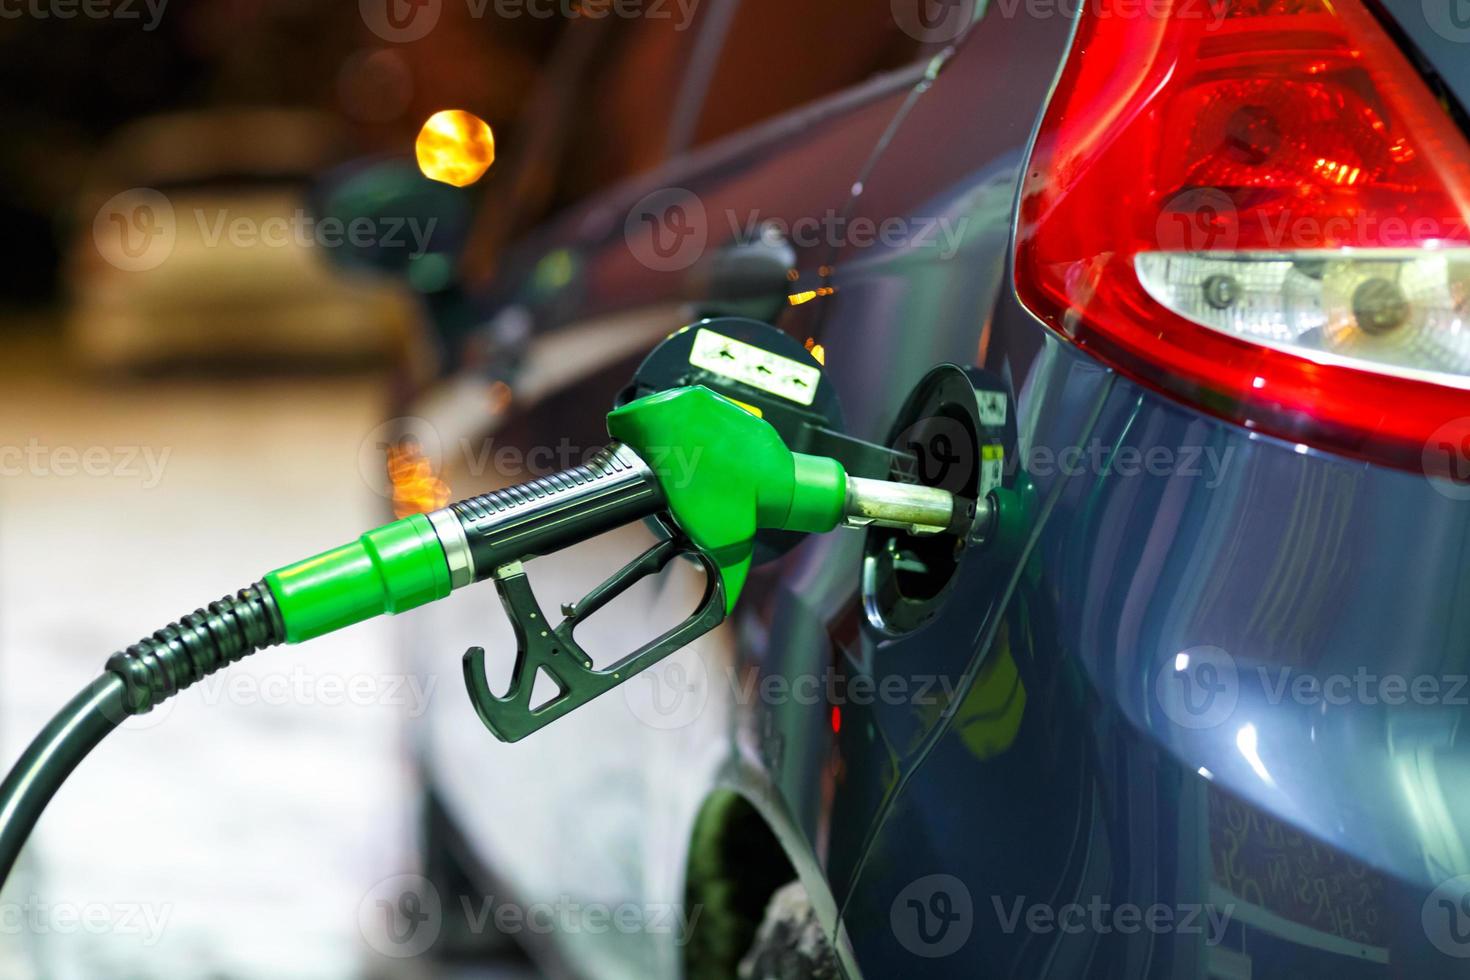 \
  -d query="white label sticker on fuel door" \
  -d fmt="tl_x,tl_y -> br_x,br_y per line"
689,328 -> 821,406
977,390 -> 1007,427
